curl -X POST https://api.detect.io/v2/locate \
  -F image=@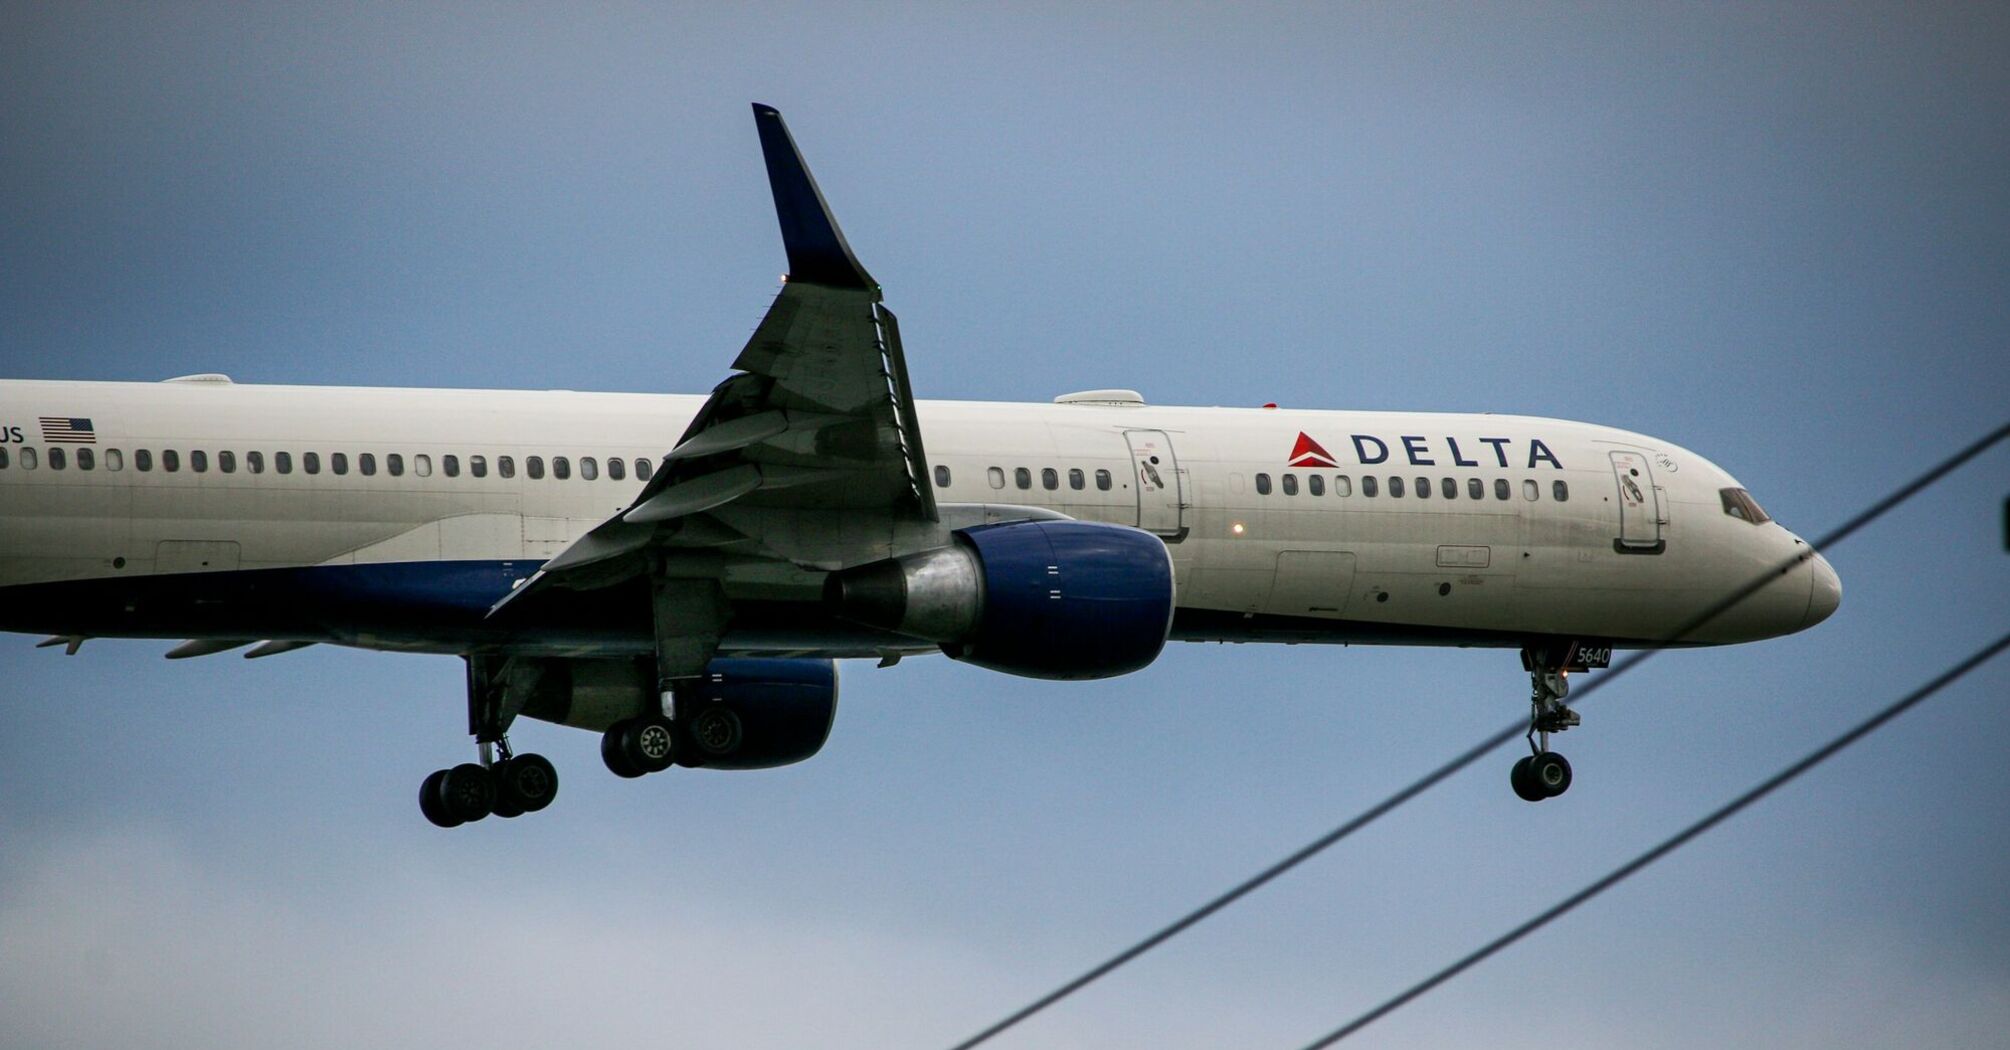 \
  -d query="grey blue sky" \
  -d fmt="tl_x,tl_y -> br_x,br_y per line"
2,3 -> 2006,1047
